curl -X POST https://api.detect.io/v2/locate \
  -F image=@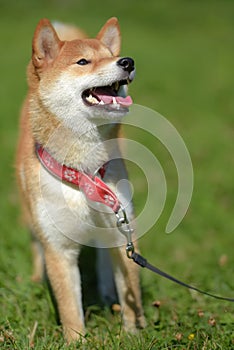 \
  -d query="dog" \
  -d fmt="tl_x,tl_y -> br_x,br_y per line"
16,17 -> 146,342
